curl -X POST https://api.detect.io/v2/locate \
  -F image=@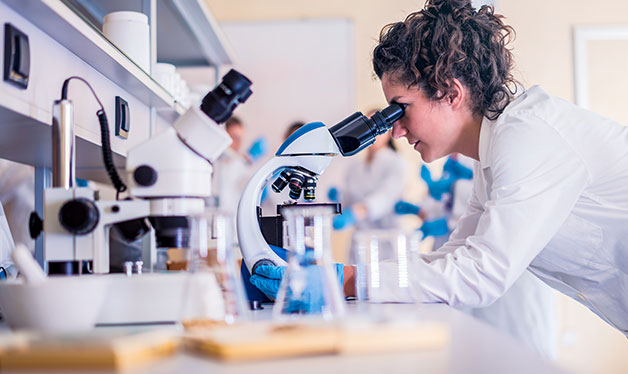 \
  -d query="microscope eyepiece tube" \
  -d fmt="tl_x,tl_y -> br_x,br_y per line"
329,102 -> 405,157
